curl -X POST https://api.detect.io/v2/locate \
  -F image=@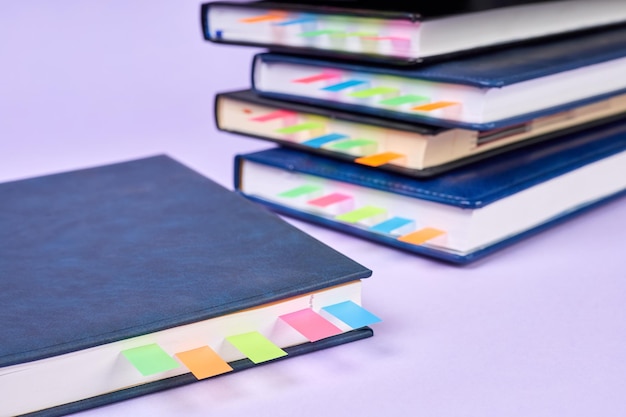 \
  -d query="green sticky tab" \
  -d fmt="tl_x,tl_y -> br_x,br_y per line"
279,184 -> 322,198
300,30 -> 342,38
380,94 -> 429,106
336,206 -> 387,223
226,331 -> 287,364
349,87 -> 398,98
121,343 -> 180,376
276,122 -> 324,134
329,139 -> 377,150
